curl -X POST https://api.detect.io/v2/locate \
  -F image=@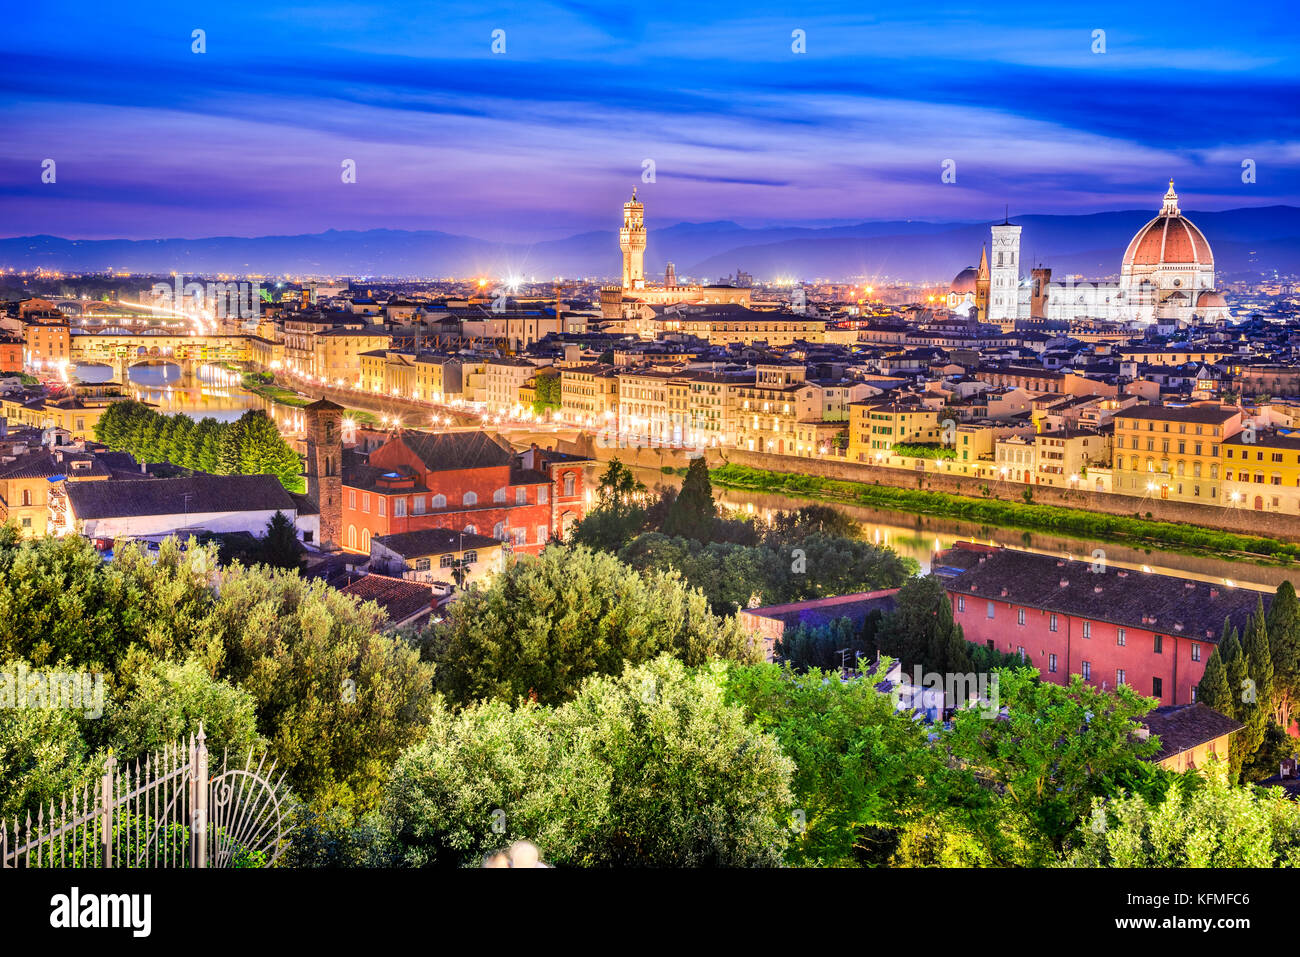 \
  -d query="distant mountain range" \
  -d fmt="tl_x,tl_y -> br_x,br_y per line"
3,206 -> 1298,282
